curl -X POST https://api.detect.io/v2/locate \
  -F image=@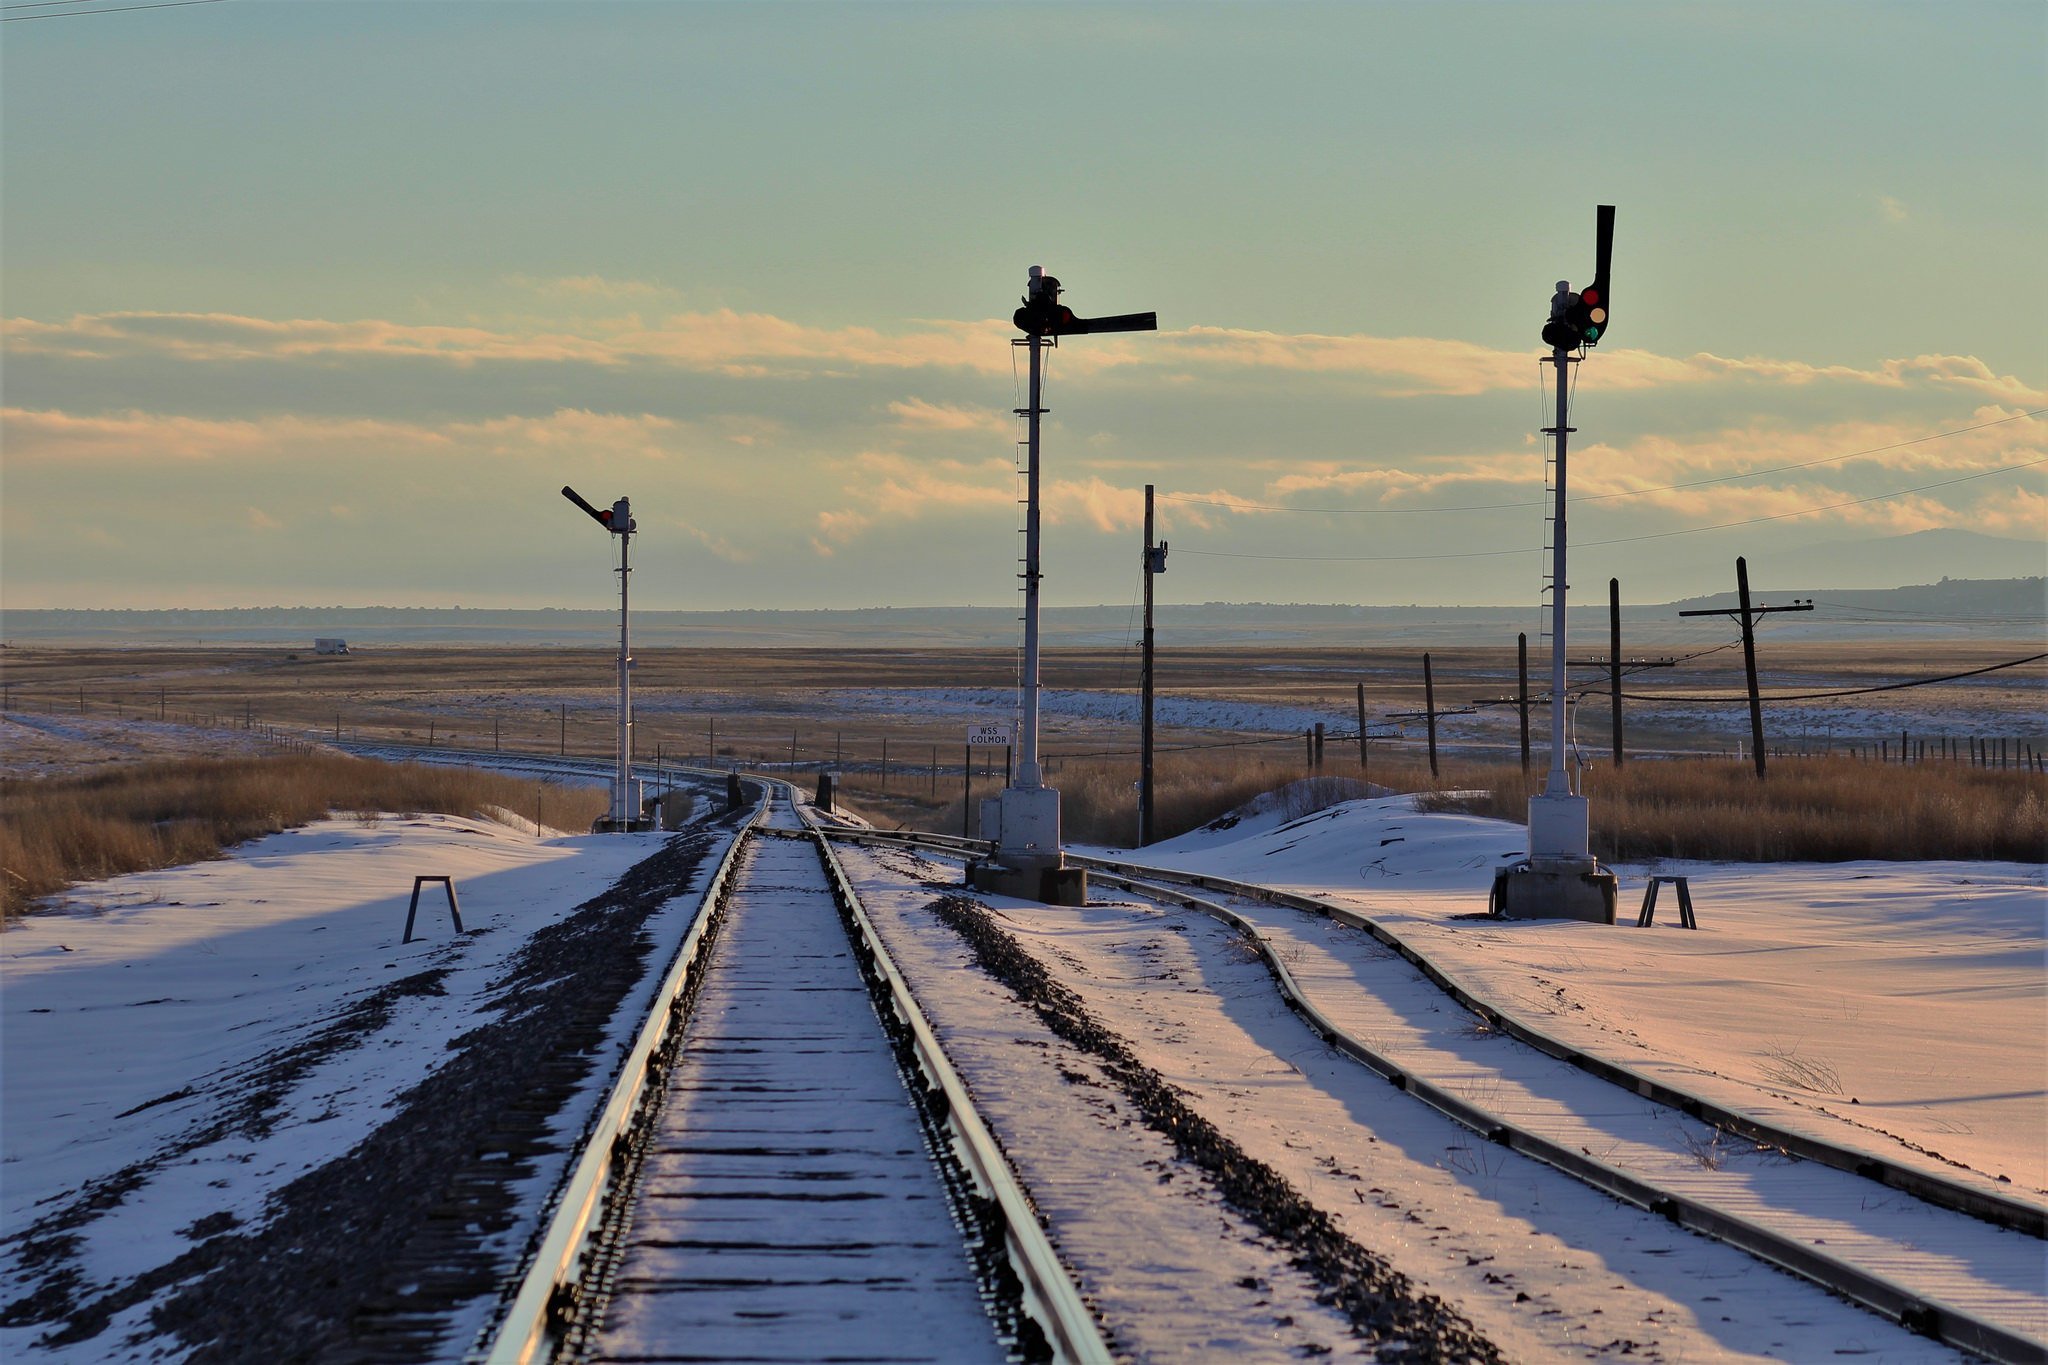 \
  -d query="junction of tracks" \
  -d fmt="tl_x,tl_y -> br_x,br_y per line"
362,744 -> 2042,1365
